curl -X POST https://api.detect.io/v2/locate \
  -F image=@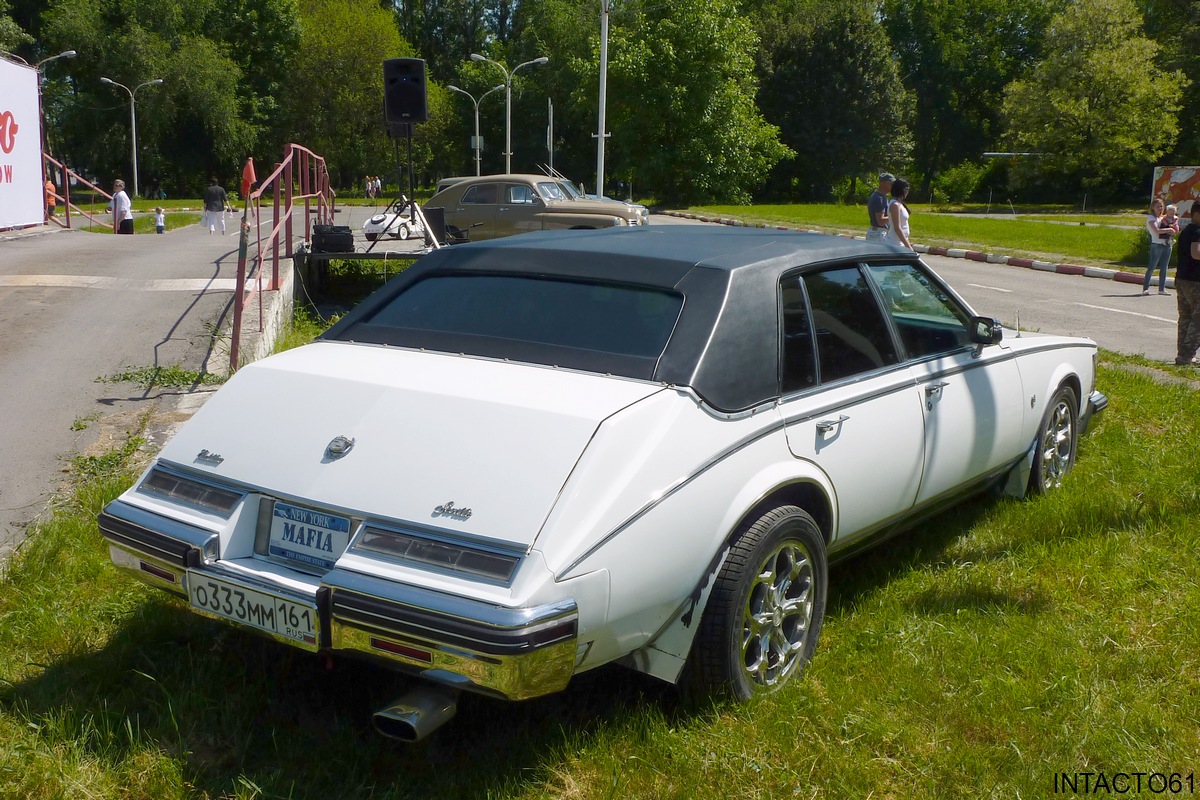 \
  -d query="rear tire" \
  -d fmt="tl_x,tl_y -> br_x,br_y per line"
691,505 -> 827,701
1029,385 -> 1078,494
364,232 -> 378,242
